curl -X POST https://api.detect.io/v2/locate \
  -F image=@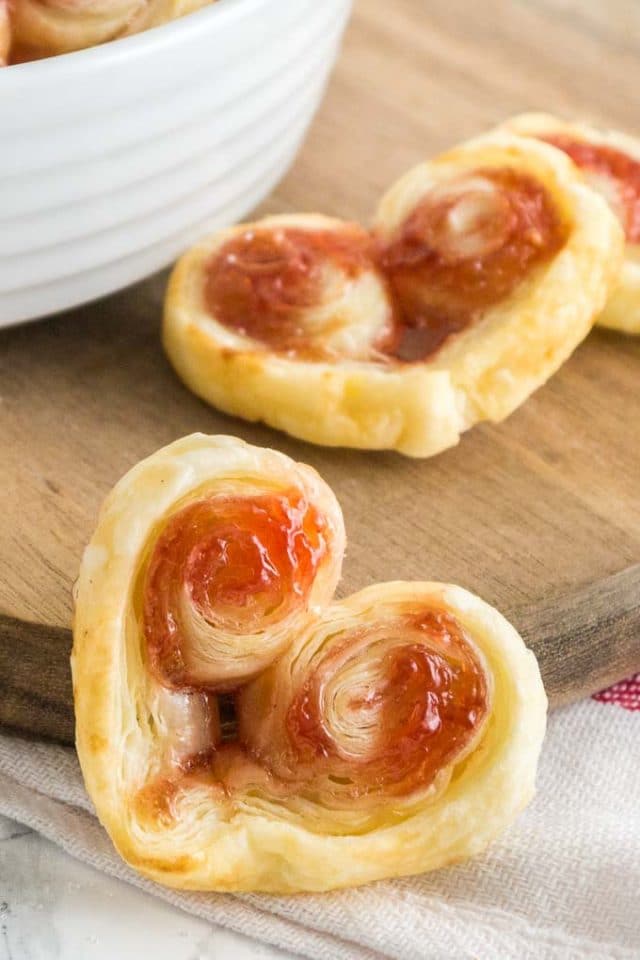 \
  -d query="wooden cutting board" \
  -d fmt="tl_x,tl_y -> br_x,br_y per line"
1,0 -> 640,744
